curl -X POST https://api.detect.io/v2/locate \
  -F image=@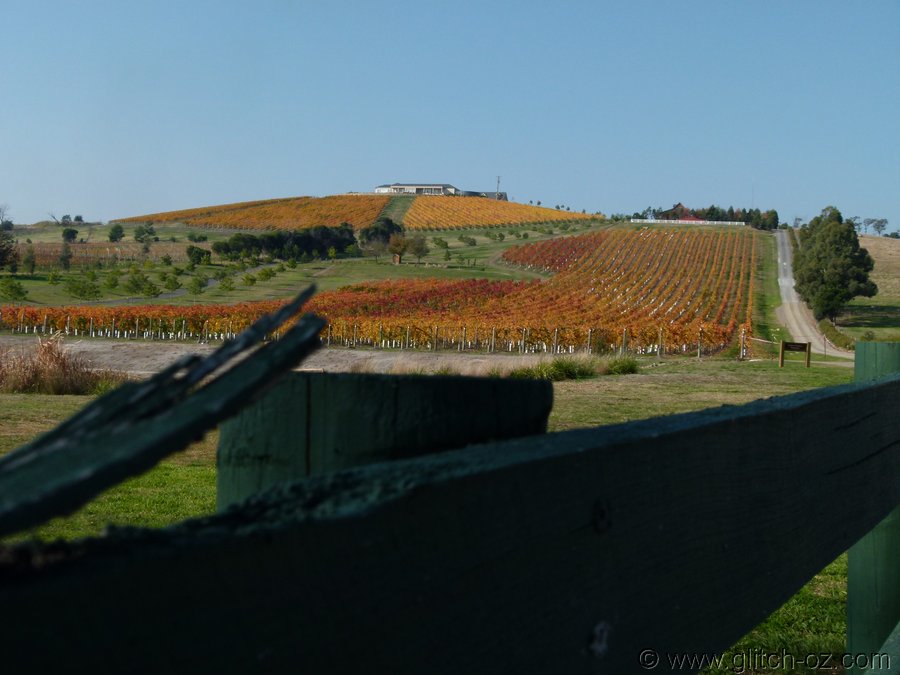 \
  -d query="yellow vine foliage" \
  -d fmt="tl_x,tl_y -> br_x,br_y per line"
402,196 -> 600,230
114,195 -> 390,230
